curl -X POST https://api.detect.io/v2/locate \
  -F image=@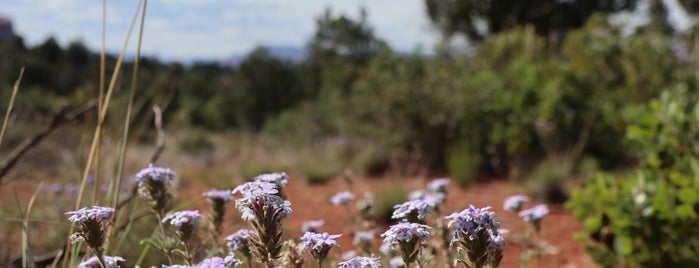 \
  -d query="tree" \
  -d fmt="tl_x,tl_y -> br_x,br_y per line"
425,0 -> 639,42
